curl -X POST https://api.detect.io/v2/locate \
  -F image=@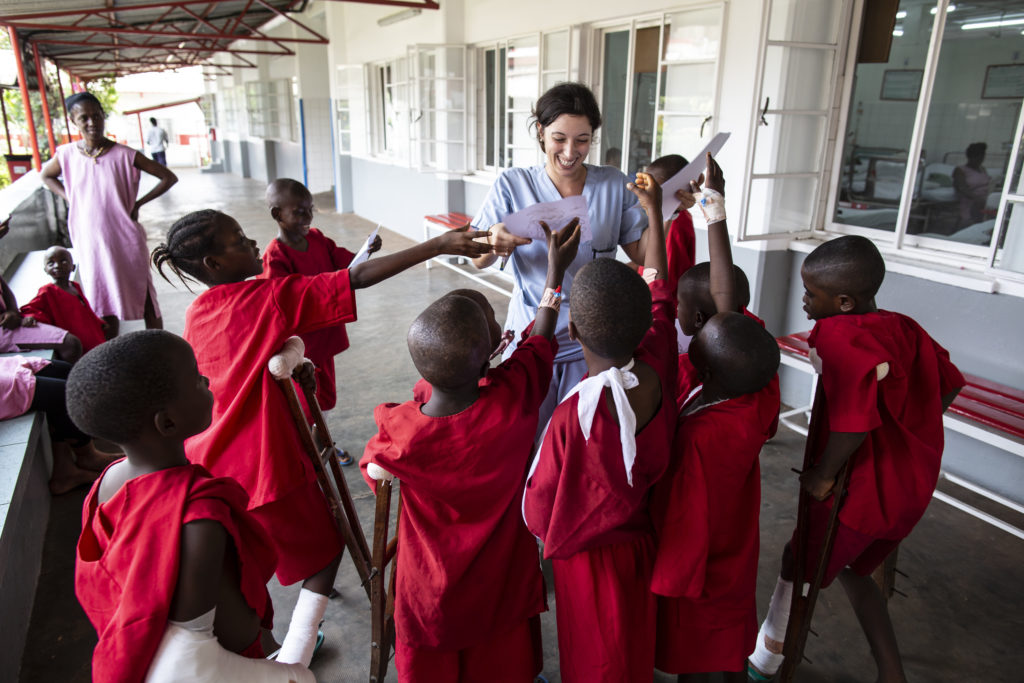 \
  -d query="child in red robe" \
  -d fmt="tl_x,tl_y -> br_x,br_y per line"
651,154 -> 782,682
67,330 -> 313,683
361,219 -> 580,682
522,171 -> 674,682
748,235 -> 965,682
651,313 -> 780,681
21,245 -> 108,351
152,208 -> 492,667
259,178 -> 382,419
